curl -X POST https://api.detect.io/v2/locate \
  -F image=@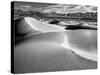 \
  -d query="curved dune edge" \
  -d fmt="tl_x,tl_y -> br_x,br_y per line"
24,17 -> 97,62
62,31 -> 97,62
24,17 -> 66,33
62,44 -> 97,61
